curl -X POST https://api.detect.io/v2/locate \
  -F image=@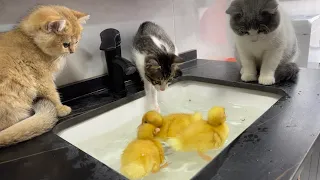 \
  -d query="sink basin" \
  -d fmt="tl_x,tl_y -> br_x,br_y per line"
56,80 -> 281,179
